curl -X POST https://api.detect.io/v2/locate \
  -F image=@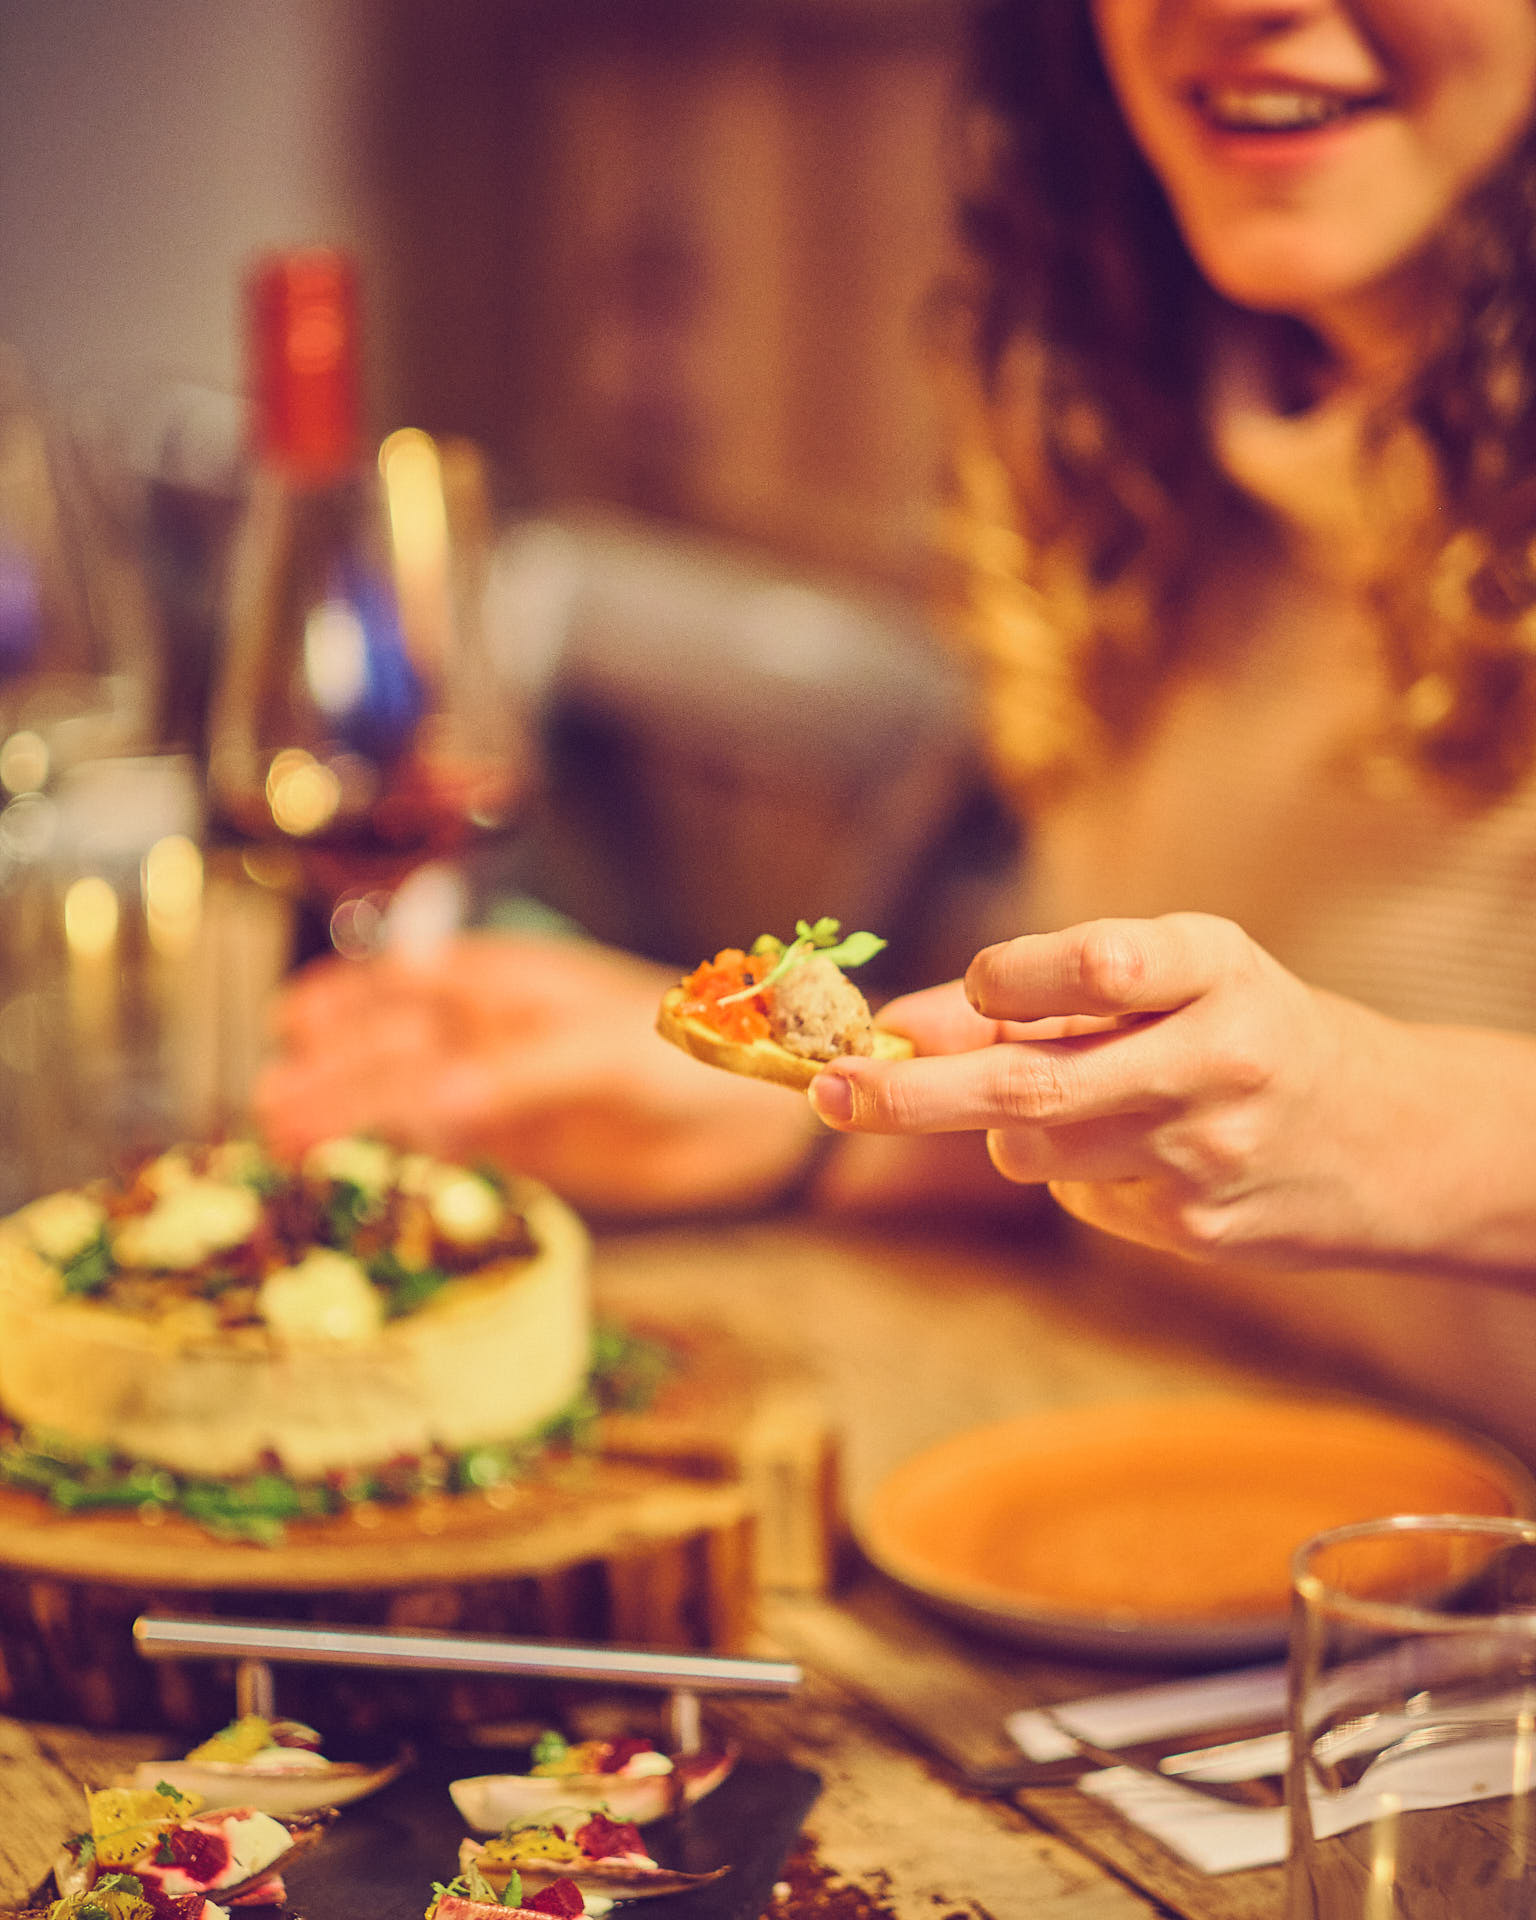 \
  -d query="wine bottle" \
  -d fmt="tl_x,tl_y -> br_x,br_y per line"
206,248 -> 519,953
